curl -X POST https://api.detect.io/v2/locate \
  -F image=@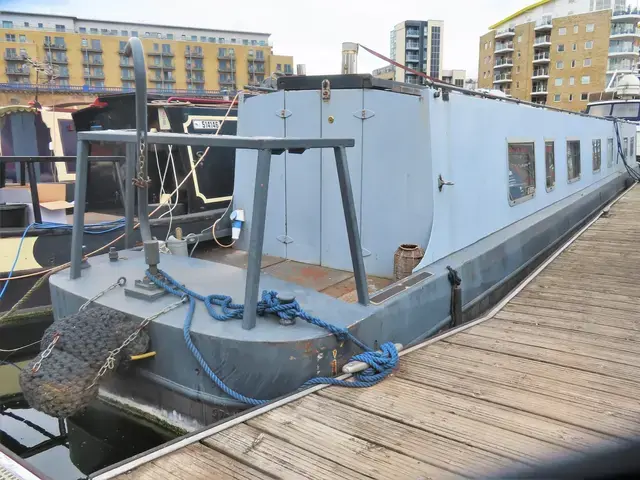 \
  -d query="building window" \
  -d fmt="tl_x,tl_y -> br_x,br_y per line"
508,142 -> 536,205
38,23 -> 43,28
567,140 -> 581,182
569,93 -> 574,101
484,42 -> 487,50
581,92 -> 589,101
90,28 -> 98,34
557,44 -> 565,52
516,81 -> 520,88
162,44 -> 171,53
517,51 -> 521,58
572,43 -> 577,51
79,27 -> 86,33
569,76 -> 575,85
586,23 -> 595,32
573,25 -> 578,33
101,29 -> 108,34
592,139 -> 602,172
571,59 -> 576,68
583,58 -> 592,67
200,36 -> 206,42
555,78 -> 563,86
191,35 -> 197,41
23,22 -> 29,27
5,34 -> 15,42
2,20 -> 13,28
556,60 -> 564,69
545,141 -> 556,191
218,37 -> 225,43
585,40 -> 593,49
581,75 -> 591,84
607,138 -> 614,167
554,94 -> 561,102
55,24 -> 65,32
559,27 -> 567,35
132,31 -> 138,37
19,35 -> 25,43
516,66 -> 521,73
518,35 -> 522,43
208,37 -> 215,42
